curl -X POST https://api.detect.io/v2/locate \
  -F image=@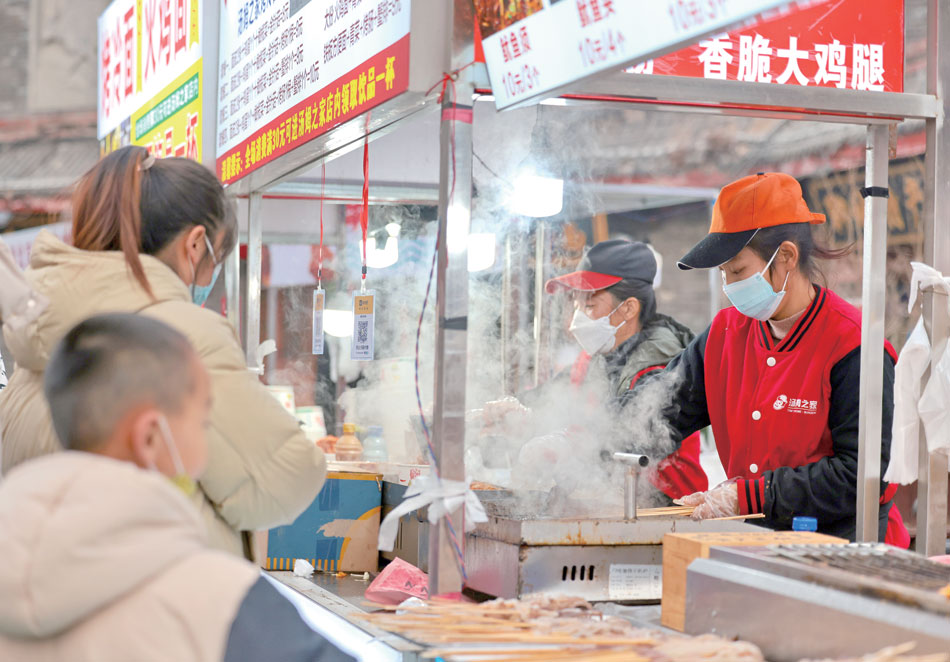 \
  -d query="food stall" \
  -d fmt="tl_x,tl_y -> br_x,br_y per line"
212,0 -> 950,659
